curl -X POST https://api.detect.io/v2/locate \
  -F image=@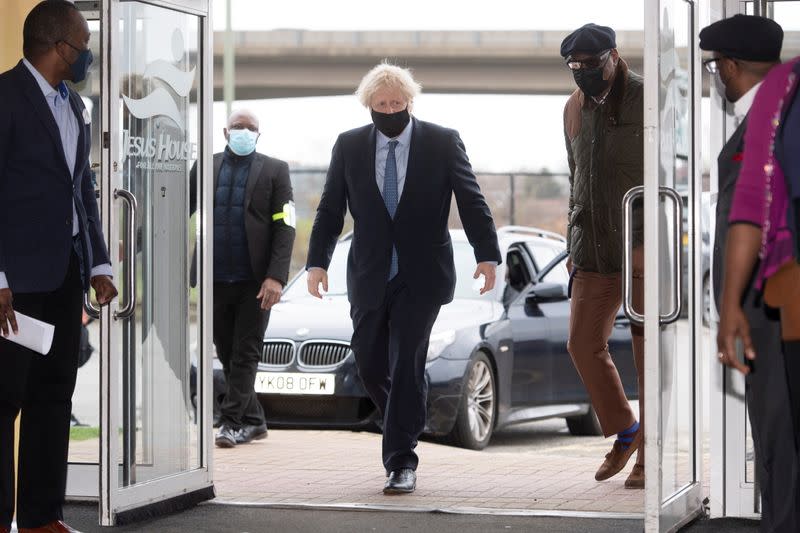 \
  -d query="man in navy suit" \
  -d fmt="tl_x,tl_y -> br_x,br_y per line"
0,2 -> 117,531
307,63 -> 501,494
